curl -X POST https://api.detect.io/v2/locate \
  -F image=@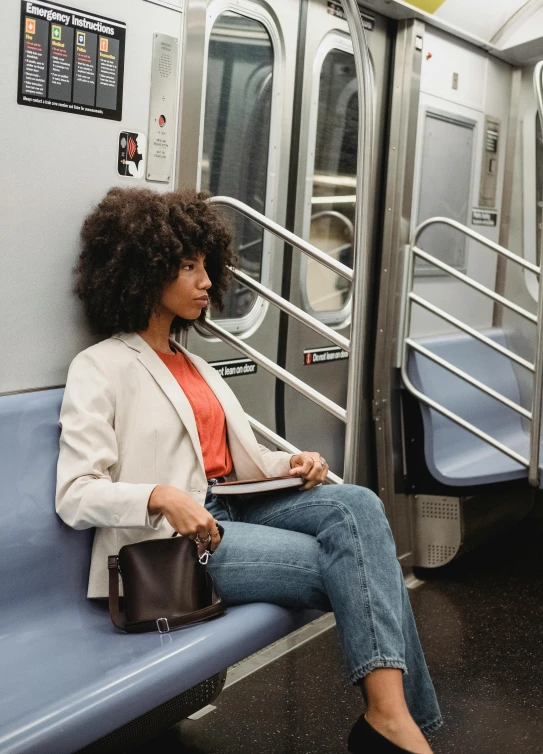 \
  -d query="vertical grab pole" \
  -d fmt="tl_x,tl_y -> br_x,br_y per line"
341,1 -> 375,485
529,63 -> 543,486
